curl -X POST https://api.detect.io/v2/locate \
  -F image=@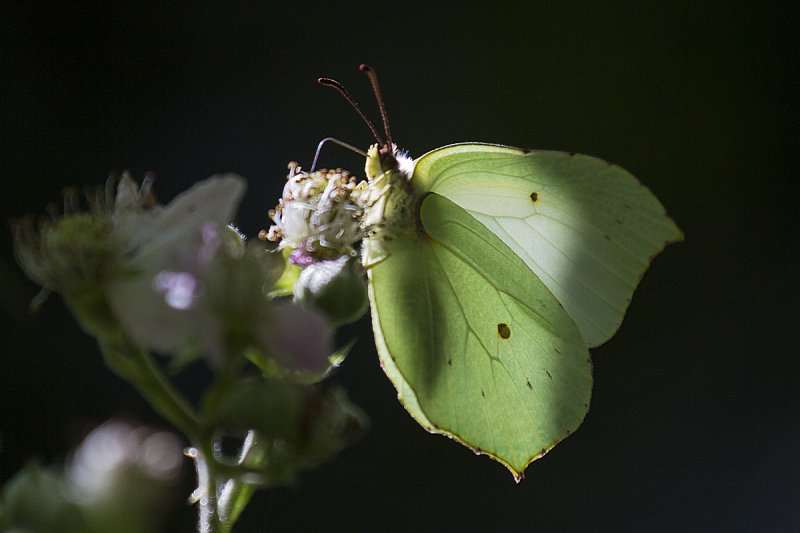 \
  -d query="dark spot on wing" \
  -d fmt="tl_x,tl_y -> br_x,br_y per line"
530,191 -> 538,203
447,358 -> 452,366
497,323 -> 511,339
545,370 -> 552,379
526,380 -> 533,390
480,389 -> 486,398
553,347 -> 561,355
